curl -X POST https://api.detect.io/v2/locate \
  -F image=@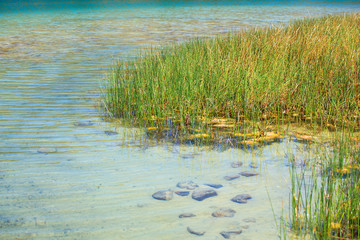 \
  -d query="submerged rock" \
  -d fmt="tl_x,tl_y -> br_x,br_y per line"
152,190 -> 173,201
179,213 -> 196,218
187,227 -> 205,236
37,148 -> 57,153
104,131 -> 118,135
243,218 -> 256,223
220,230 -> 243,239
212,208 -> 236,217
73,121 -> 95,127
192,188 -> 217,201
224,175 -> 240,181
175,191 -> 190,196
231,194 -> 252,204
231,162 -> 243,168
241,225 -> 250,229
181,154 -> 198,159
240,172 -> 259,177
204,183 -> 223,189
177,181 -> 199,190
